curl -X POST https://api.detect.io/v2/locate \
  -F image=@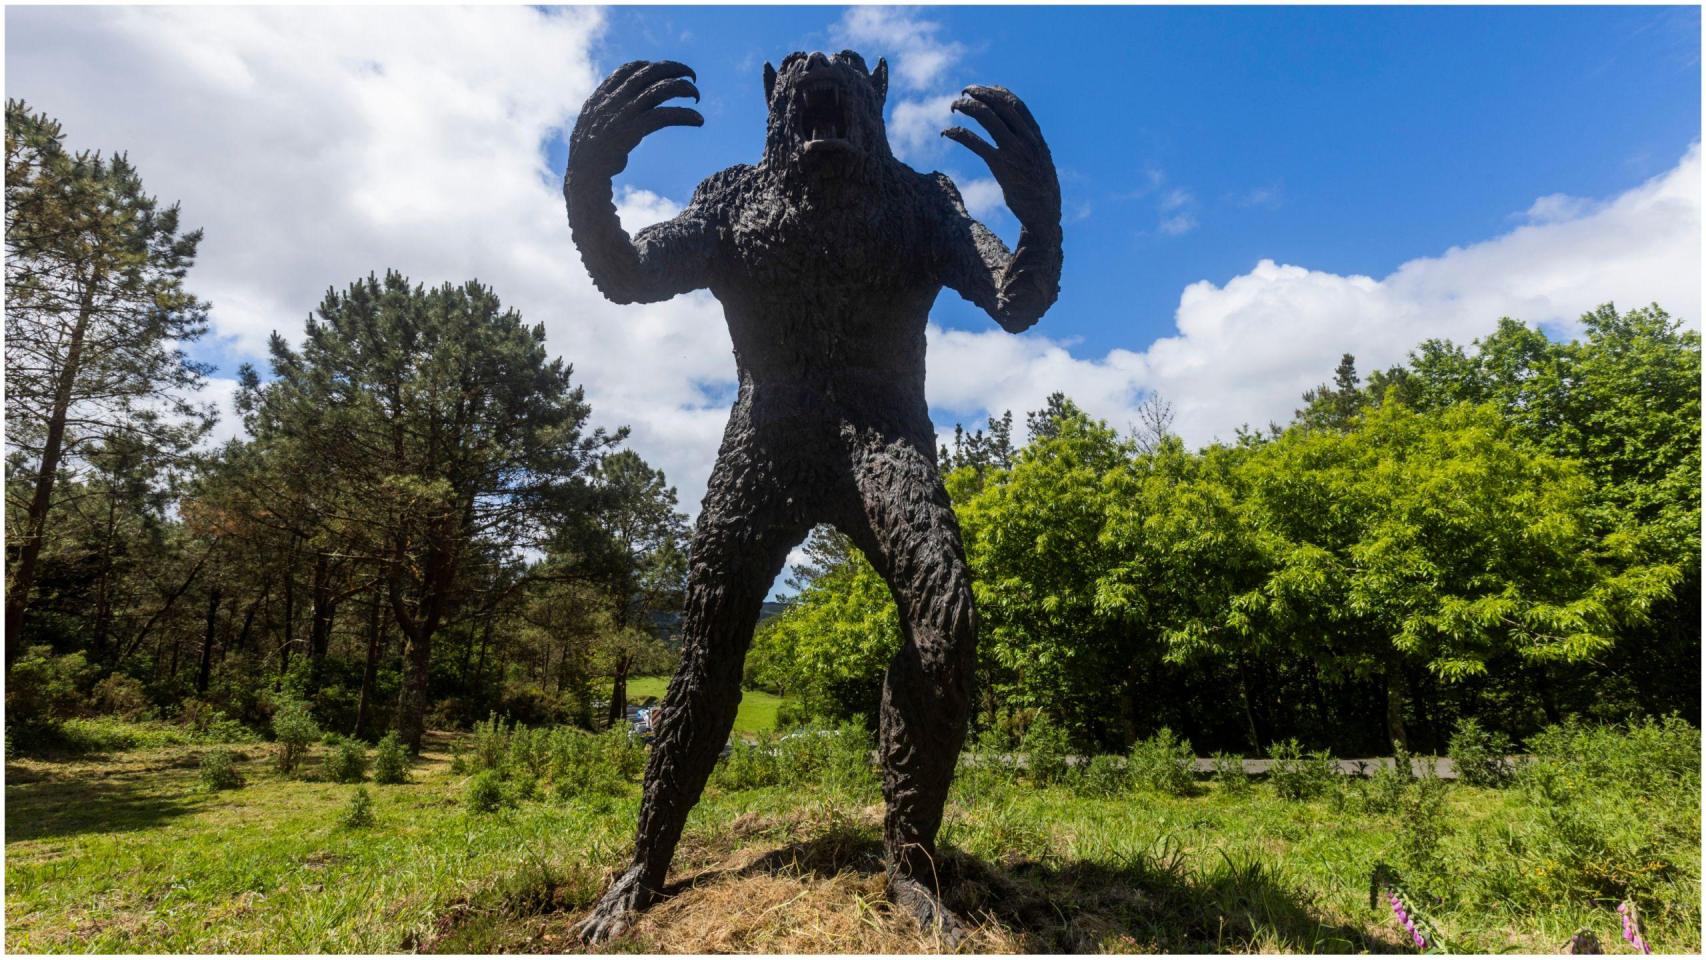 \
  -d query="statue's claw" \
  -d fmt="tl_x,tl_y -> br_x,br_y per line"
941,84 -> 1059,228
574,865 -> 660,945
890,875 -> 971,951
571,60 -> 704,178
